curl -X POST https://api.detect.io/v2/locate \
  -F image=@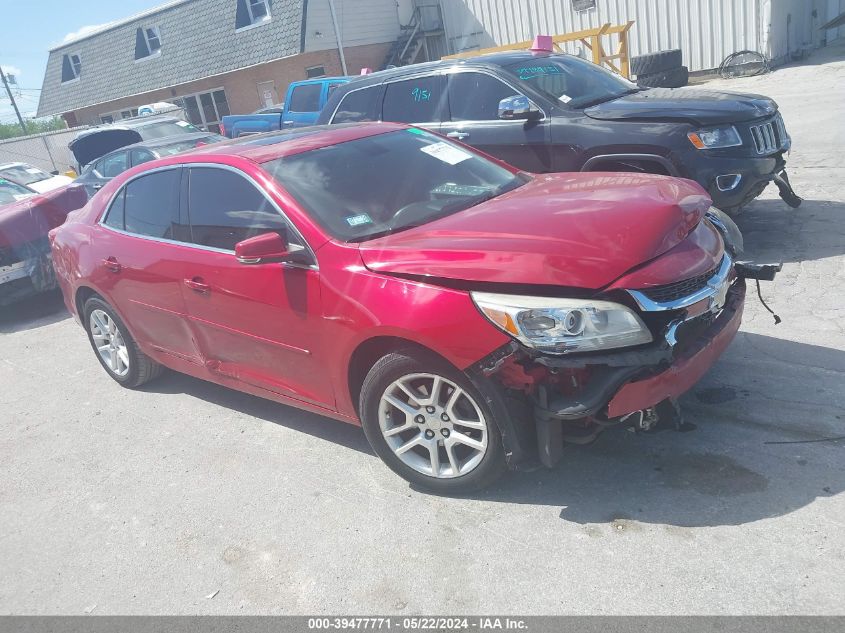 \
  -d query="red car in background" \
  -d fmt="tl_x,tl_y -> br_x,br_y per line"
1,177 -> 87,305
49,123 -> 767,492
